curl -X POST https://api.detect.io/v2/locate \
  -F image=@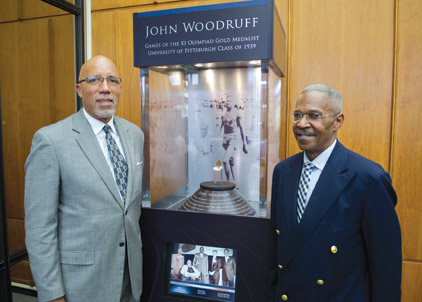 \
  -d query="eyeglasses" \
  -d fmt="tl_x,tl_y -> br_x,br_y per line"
78,75 -> 122,86
290,111 -> 340,123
